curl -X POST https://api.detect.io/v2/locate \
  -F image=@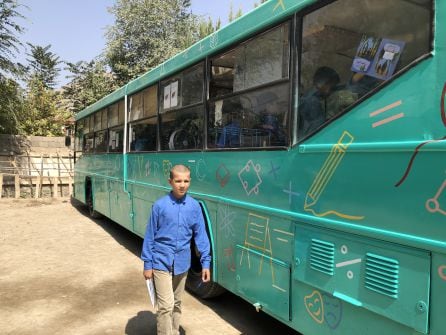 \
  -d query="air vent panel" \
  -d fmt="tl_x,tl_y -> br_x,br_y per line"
310,239 -> 334,275
365,253 -> 399,298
